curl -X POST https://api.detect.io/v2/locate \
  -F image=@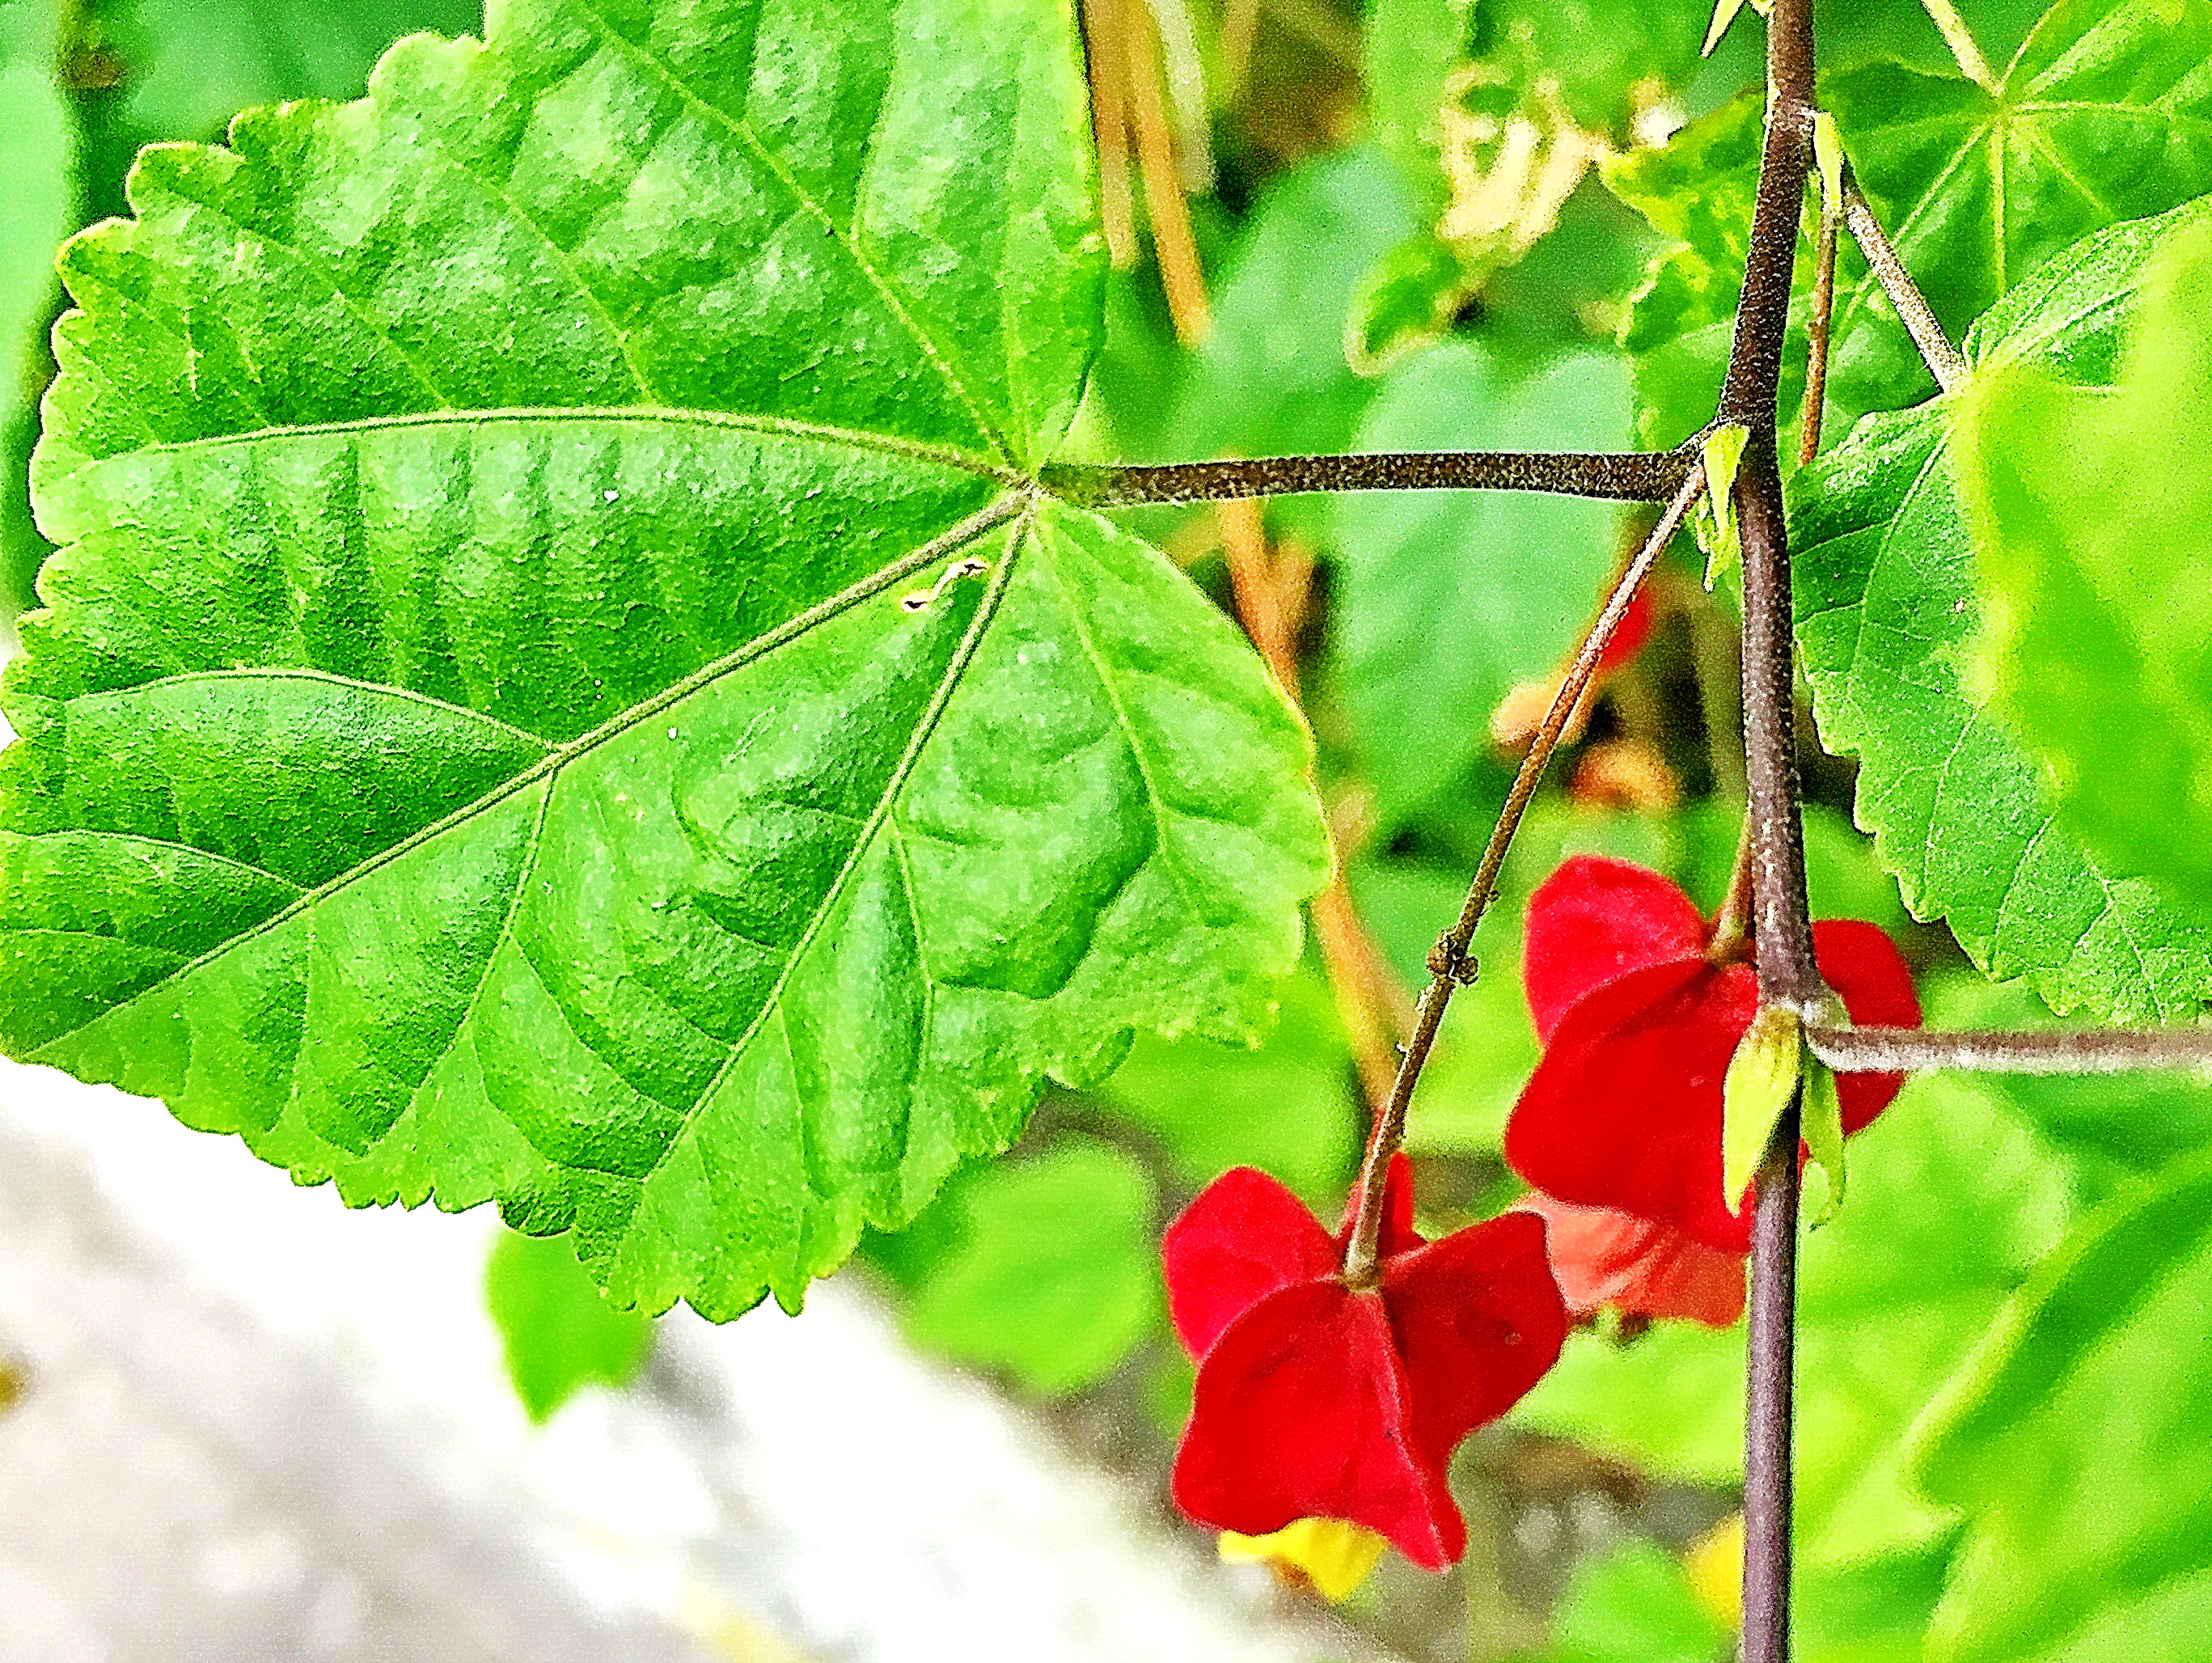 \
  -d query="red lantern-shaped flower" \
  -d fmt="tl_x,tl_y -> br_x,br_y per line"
1164,1158 -> 1567,1569
1507,857 -> 1921,1261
